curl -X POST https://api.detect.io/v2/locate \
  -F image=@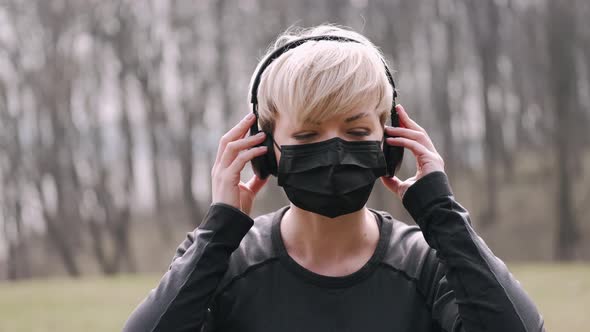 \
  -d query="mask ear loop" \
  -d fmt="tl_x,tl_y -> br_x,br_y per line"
270,134 -> 282,152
